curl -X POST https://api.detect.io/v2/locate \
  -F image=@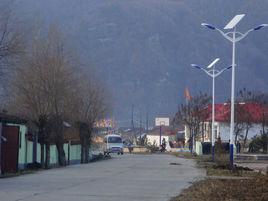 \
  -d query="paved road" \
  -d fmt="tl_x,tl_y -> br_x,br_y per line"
0,154 -> 204,201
